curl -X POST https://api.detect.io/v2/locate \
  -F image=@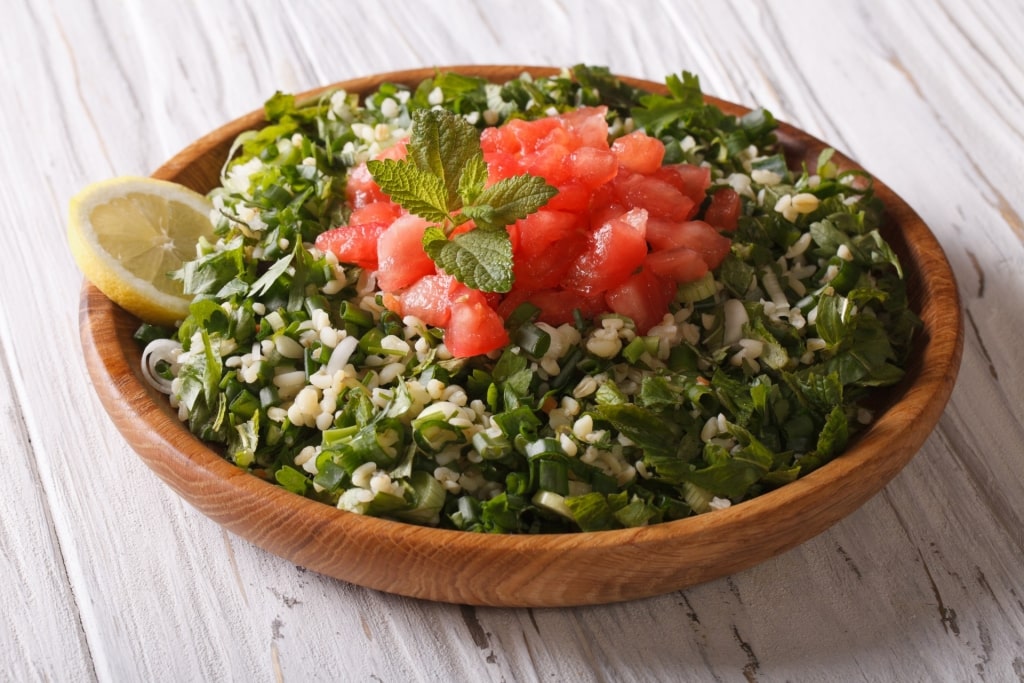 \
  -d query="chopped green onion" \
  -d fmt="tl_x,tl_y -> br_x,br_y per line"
531,490 -> 574,520
676,272 -> 717,303
513,321 -> 551,357
536,458 -> 569,496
